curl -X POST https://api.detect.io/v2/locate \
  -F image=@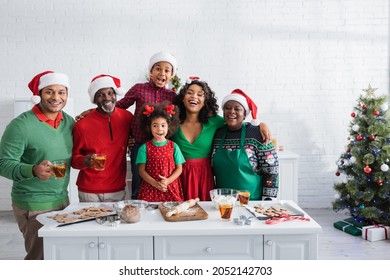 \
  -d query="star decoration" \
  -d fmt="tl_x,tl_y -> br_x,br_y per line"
362,84 -> 378,98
